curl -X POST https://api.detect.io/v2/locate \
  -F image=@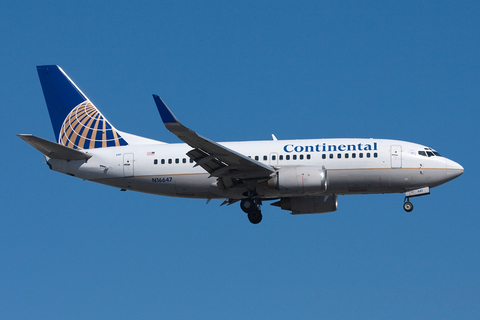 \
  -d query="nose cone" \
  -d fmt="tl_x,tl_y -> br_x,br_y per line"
445,158 -> 464,181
